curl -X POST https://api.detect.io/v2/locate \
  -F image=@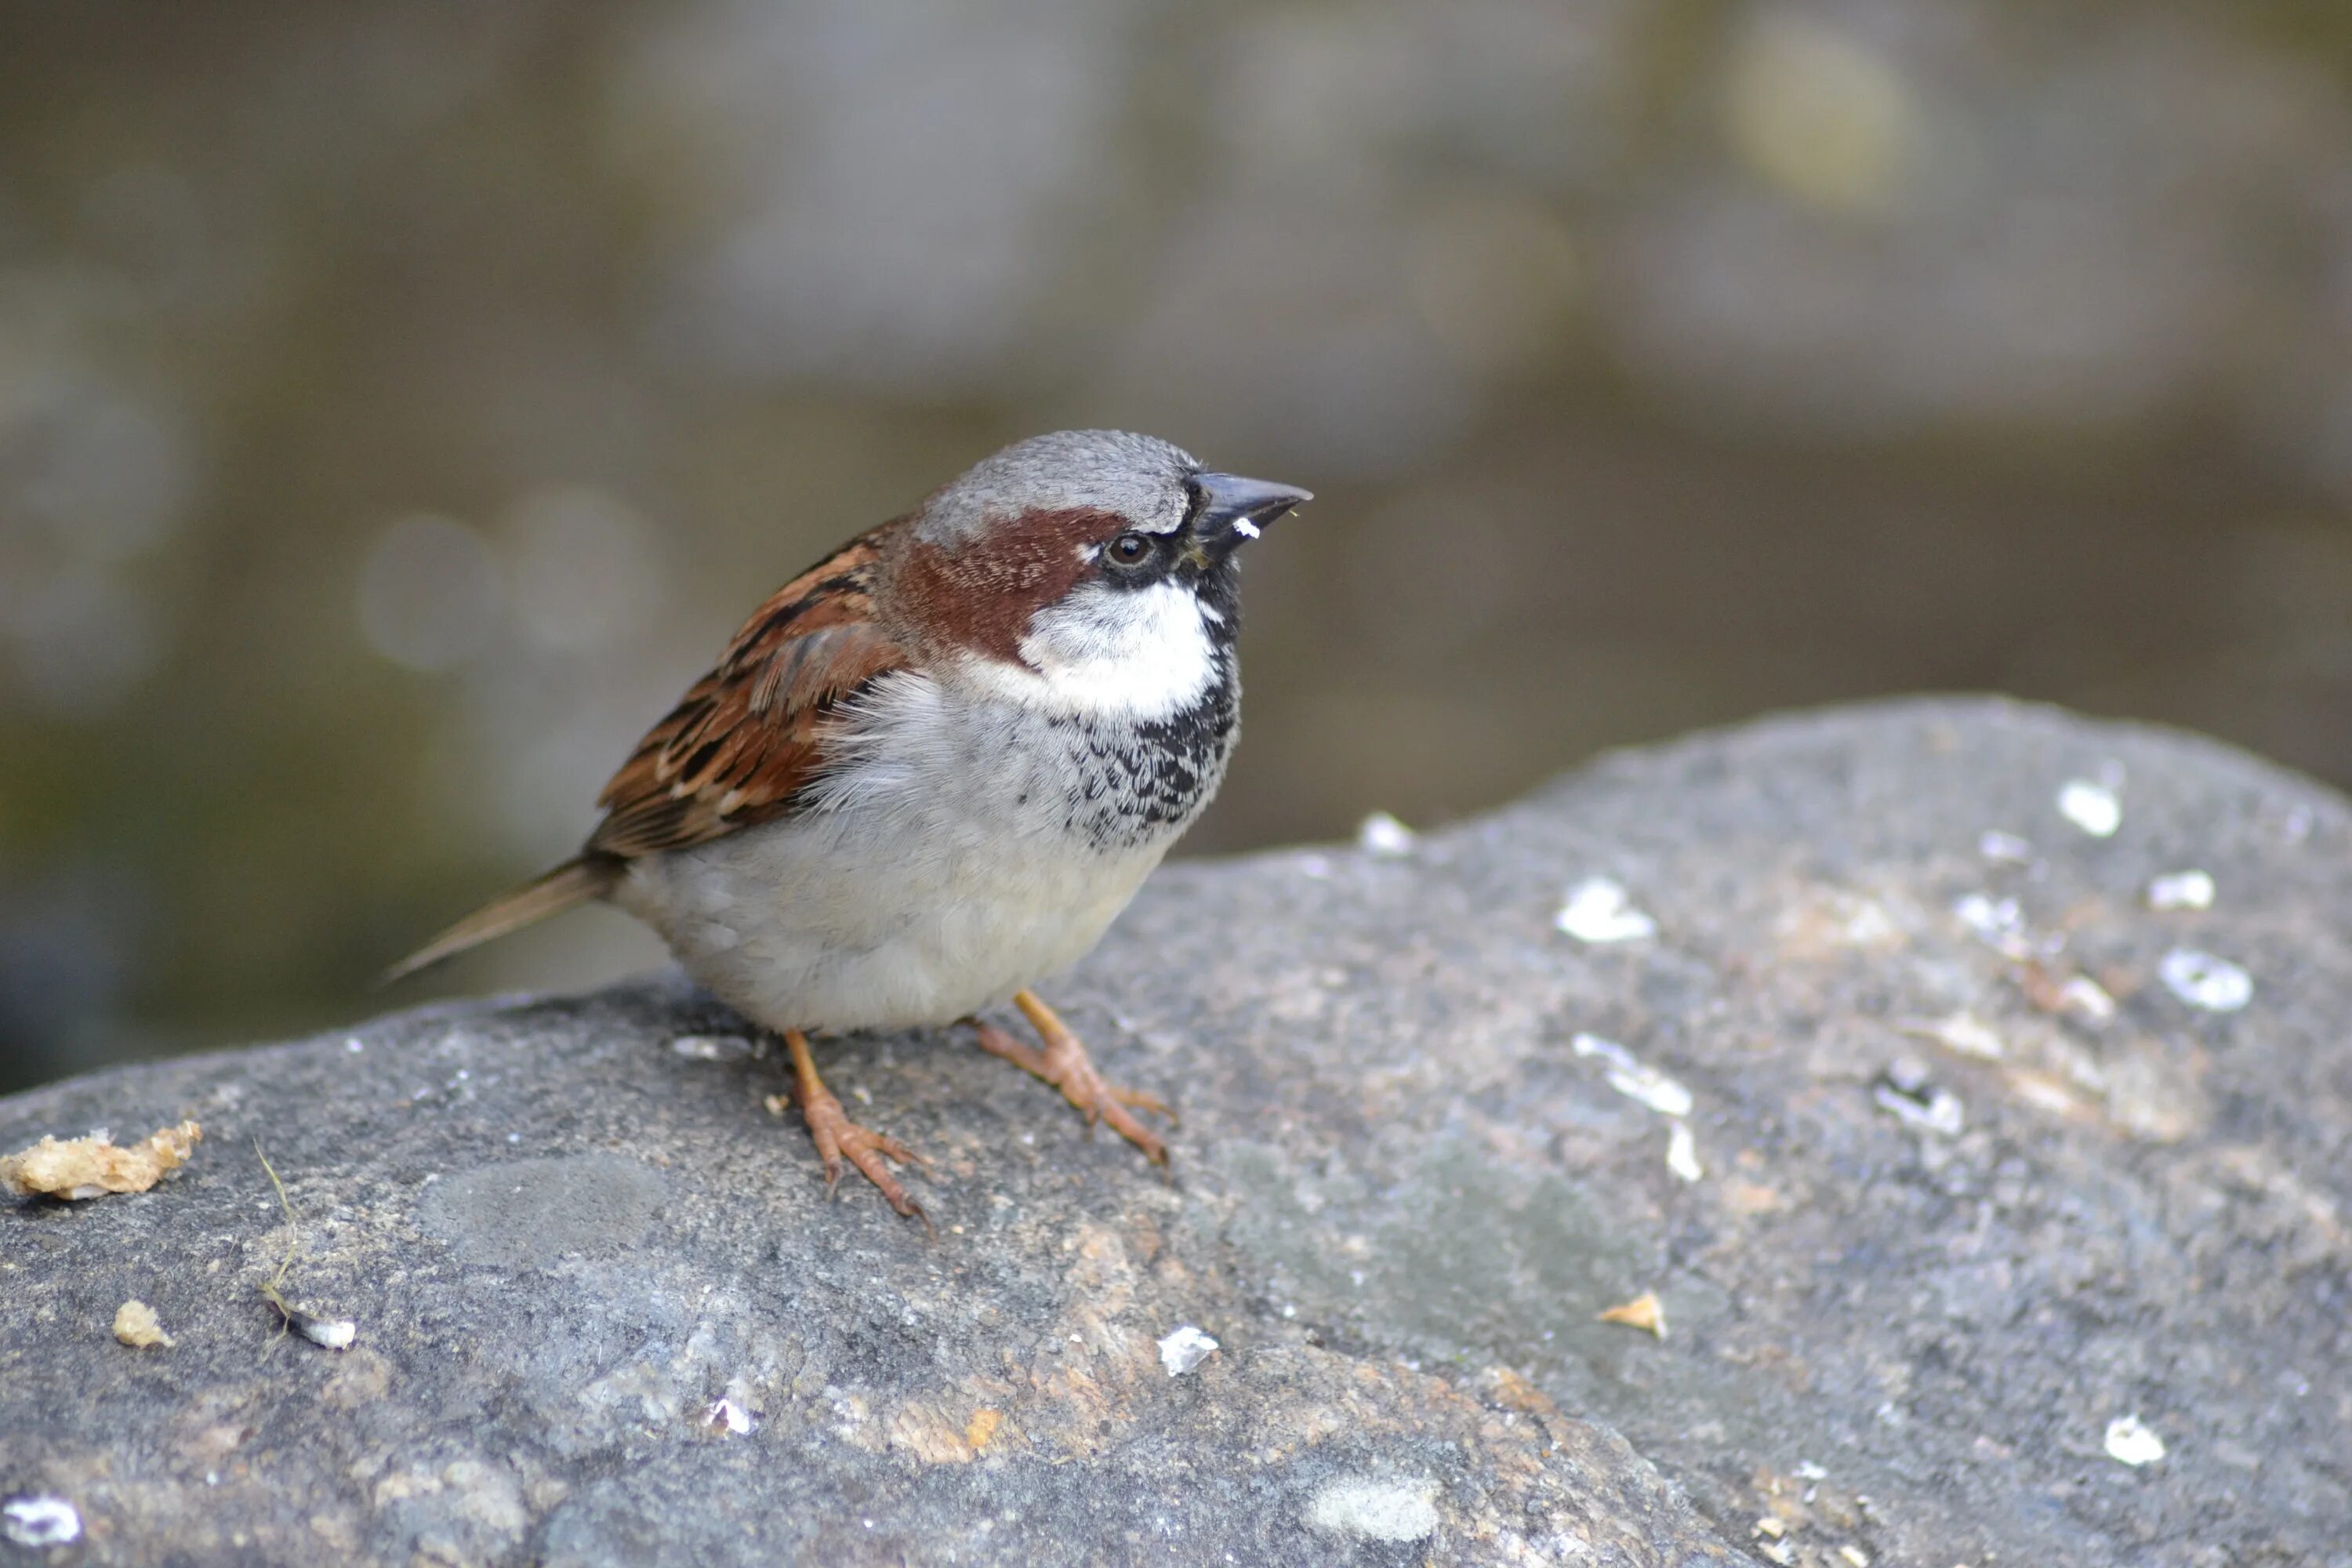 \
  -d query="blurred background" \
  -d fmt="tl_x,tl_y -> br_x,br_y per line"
6,0 -> 2352,1092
